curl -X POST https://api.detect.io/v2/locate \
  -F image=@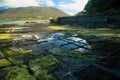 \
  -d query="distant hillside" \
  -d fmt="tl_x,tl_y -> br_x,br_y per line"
0,6 -> 69,20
